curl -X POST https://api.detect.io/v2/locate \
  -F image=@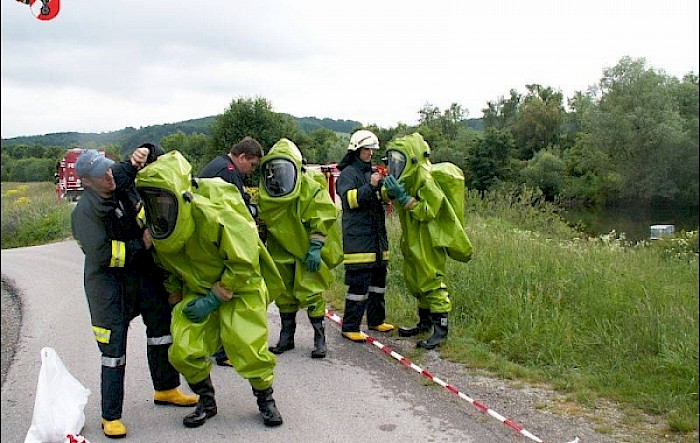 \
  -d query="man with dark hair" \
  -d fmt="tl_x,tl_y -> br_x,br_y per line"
71,147 -> 197,439
199,136 -> 265,366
